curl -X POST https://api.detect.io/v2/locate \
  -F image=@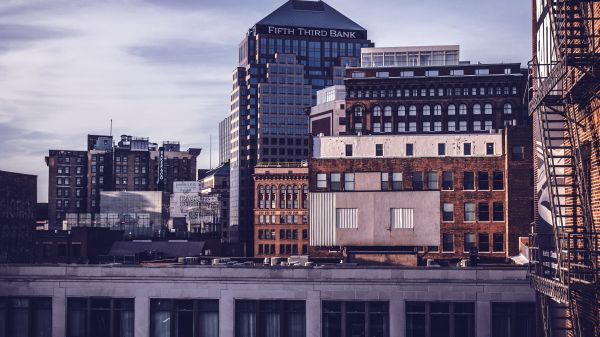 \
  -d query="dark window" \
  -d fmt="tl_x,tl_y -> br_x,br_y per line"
478,202 -> 490,221
67,297 -> 134,337
323,301 -> 389,337
479,233 -> 490,252
478,172 -> 489,190
375,144 -> 383,156
57,244 -> 67,258
442,172 -> 453,190
406,143 -> 414,156
463,172 -> 475,190
438,143 -> 446,156
511,146 -> 524,160
150,299 -> 218,337
486,143 -> 495,155
345,144 -> 353,157
236,300 -> 305,337
427,171 -> 438,190
412,172 -> 423,190
492,302 -> 536,337
406,302 -> 475,337
443,203 -> 454,222
0,297 -> 52,337
463,143 -> 472,155
392,173 -> 403,190
493,202 -> 504,221
443,233 -> 454,252
493,233 -> 504,252
464,233 -> 476,252
493,171 -> 504,190
381,173 -> 389,190
331,173 -> 341,191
